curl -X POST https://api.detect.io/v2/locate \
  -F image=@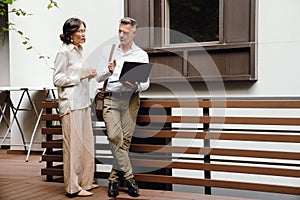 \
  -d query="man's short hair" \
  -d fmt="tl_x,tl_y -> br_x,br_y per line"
120,17 -> 137,30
